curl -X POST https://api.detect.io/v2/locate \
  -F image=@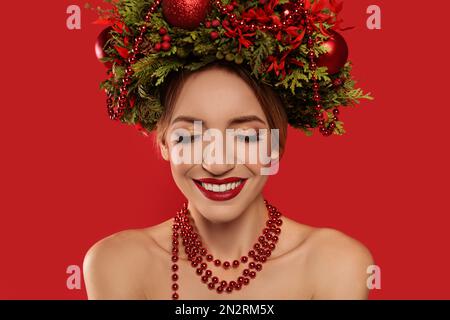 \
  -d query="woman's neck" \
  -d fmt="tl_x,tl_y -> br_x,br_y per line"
187,194 -> 267,259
